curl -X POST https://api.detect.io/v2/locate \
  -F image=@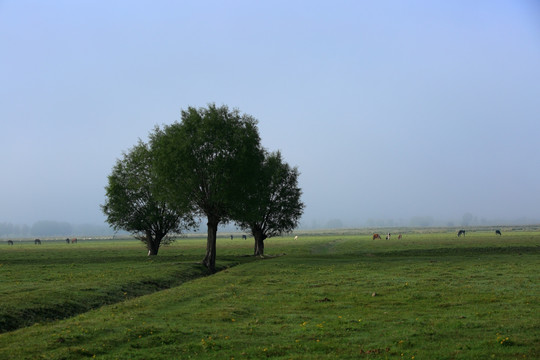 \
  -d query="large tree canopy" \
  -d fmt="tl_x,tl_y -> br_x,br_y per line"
151,104 -> 264,271
236,151 -> 304,256
102,141 -> 194,255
